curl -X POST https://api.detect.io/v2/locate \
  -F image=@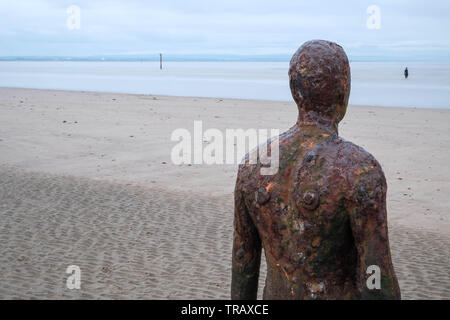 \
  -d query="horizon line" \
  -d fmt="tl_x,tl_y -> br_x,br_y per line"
1,54 -> 449,63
